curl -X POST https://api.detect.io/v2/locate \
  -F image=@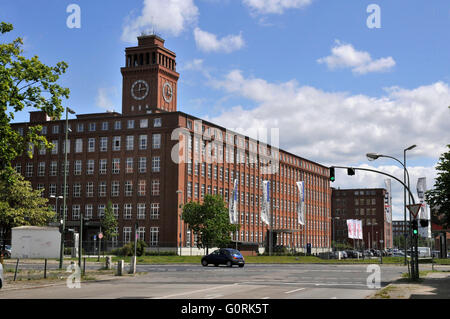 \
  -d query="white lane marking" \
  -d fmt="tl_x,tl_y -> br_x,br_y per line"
157,283 -> 238,299
262,297 -> 270,299
205,294 -> 223,299
285,288 -> 305,294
